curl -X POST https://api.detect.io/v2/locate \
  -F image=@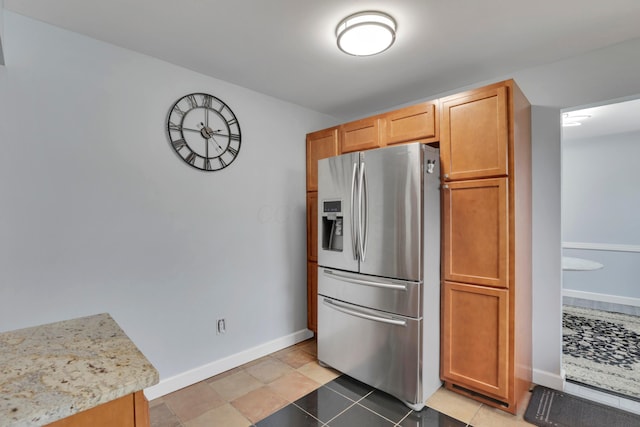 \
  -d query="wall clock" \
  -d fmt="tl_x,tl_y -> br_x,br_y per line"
166,93 -> 241,171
